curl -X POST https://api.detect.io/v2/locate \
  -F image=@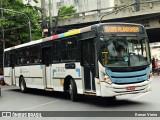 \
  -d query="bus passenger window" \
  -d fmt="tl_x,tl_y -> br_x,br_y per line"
30,46 -> 41,64
4,52 -> 9,66
19,49 -> 26,64
53,41 -> 60,62
25,48 -> 30,64
61,37 -> 77,61
20,58 -> 25,64
35,55 -> 41,63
